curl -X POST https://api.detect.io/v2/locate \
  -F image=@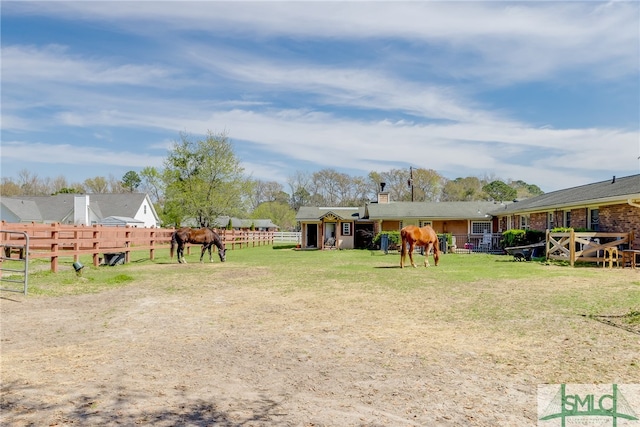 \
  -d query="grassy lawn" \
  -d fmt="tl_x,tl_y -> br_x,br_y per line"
13,246 -> 640,322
